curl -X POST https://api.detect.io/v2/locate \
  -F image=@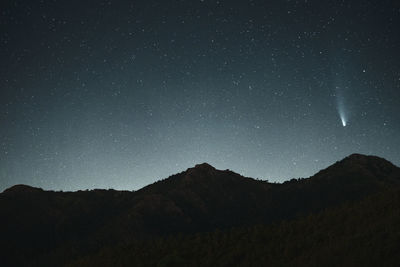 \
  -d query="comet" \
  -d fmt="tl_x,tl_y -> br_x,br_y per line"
340,113 -> 347,127
337,99 -> 347,127
336,87 -> 348,127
